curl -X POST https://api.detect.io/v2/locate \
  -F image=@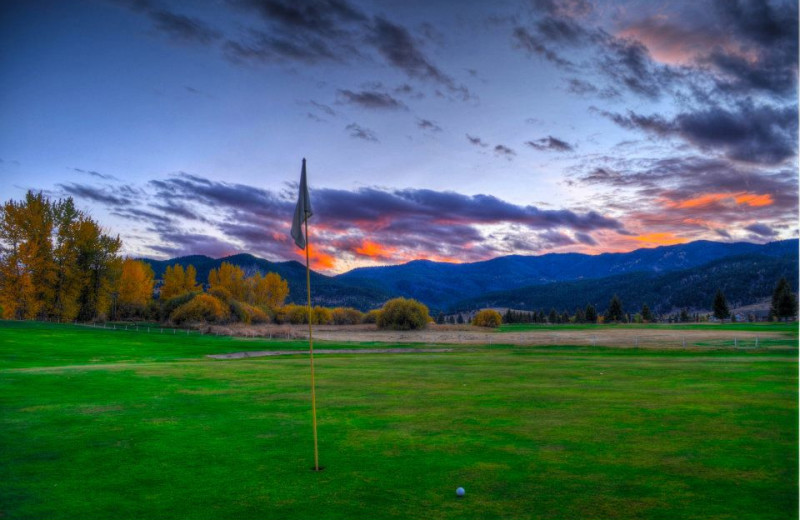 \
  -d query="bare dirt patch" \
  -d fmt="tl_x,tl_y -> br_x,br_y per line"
205,323 -> 792,349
